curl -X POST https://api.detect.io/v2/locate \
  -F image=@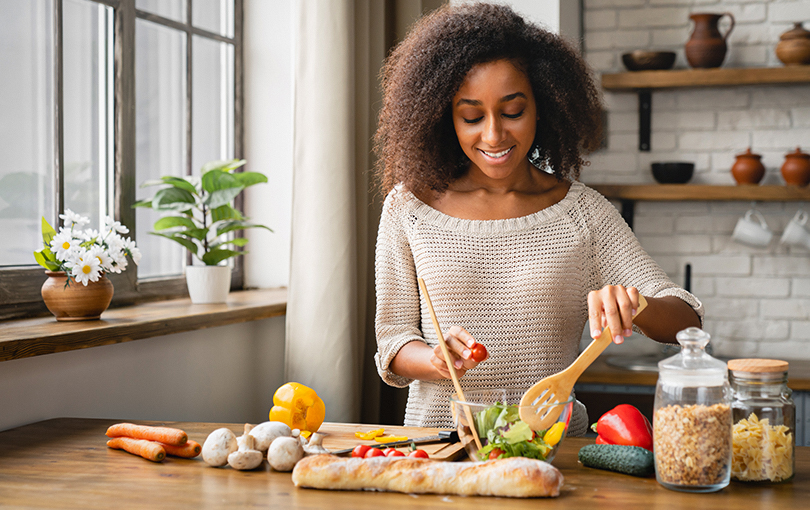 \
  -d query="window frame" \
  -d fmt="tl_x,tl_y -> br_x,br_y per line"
0,0 -> 244,321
